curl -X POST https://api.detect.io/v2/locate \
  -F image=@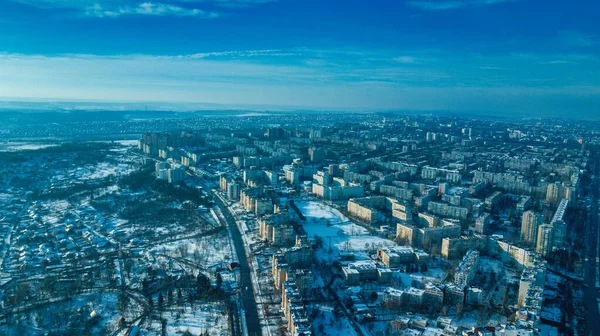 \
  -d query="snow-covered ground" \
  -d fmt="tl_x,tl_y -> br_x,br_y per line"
150,231 -> 234,270
311,304 -> 358,336
296,201 -> 351,225
0,292 -> 122,336
424,268 -> 447,279
450,311 -> 508,330
296,201 -> 397,261
0,142 -> 58,152
479,257 -> 504,274
149,302 -> 229,336
74,162 -> 137,181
